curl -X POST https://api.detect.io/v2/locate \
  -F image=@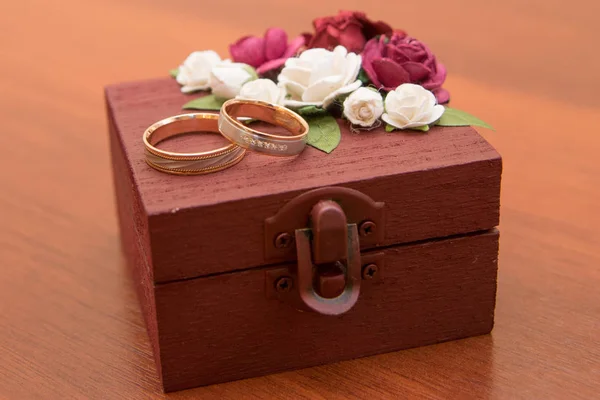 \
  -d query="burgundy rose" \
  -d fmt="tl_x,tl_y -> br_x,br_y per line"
230,28 -> 305,76
306,10 -> 394,53
362,33 -> 450,104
